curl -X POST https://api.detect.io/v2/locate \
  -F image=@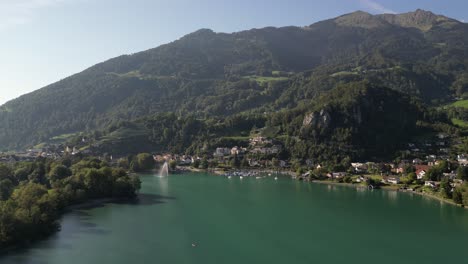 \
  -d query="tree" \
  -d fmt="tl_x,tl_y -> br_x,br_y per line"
0,164 -> 12,181
271,158 -> 280,168
47,165 -> 72,183
343,176 -> 352,183
0,179 -> 13,201
200,158 -> 209,169
241,157 -> 249,168
407,172 -> 417,184
209,160 -> 218,168
192,159 -> 201,168
425,166 -> 443,181
129,160 -> 140,172
14,167 -> 30,182
231,154 -> 241,168
118,158 -> 129,169
169,160 -> 177,171
439,177 -> 452,199
457,166 -> 468,181
404,164 -> 415,174
135,153 -> 155,172
453,187 -> 463,204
